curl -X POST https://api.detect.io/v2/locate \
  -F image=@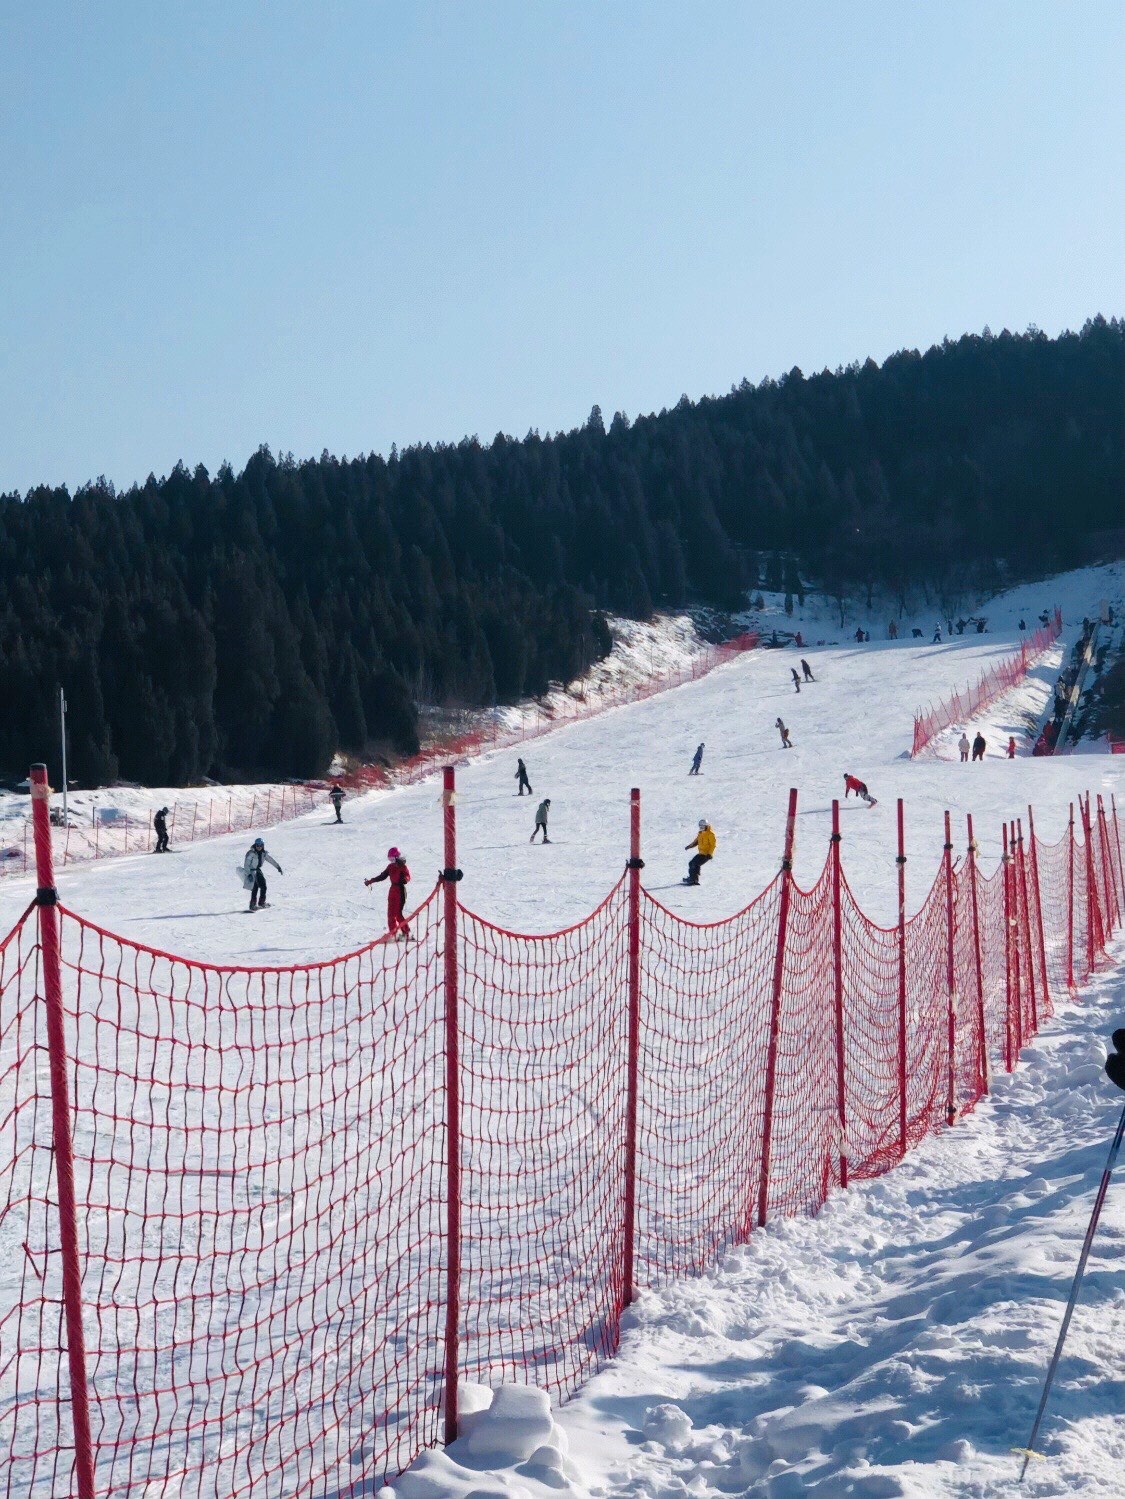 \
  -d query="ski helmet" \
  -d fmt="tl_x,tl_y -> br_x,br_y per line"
253,838 -> 264,849
698,819 -> 707,830
387,846 -> 400,859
